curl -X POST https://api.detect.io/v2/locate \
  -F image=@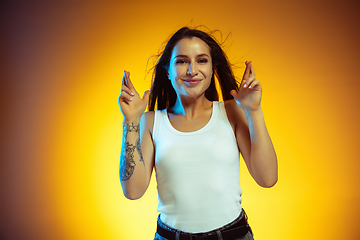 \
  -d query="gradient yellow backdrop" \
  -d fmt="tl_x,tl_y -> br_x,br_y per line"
2,0 -> 360,239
